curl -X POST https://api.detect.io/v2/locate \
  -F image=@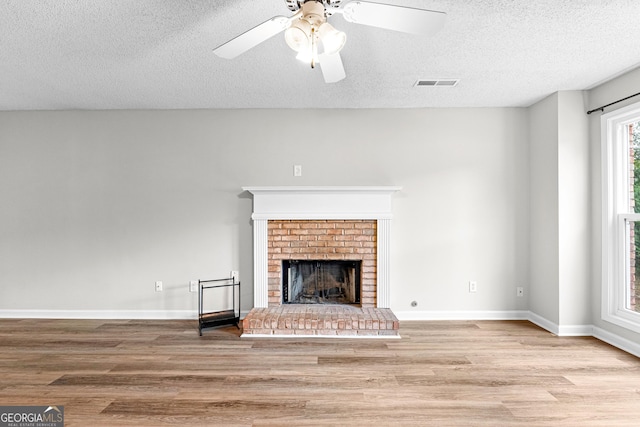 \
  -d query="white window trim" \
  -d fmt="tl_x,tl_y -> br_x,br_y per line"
602,101 -> 640,333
